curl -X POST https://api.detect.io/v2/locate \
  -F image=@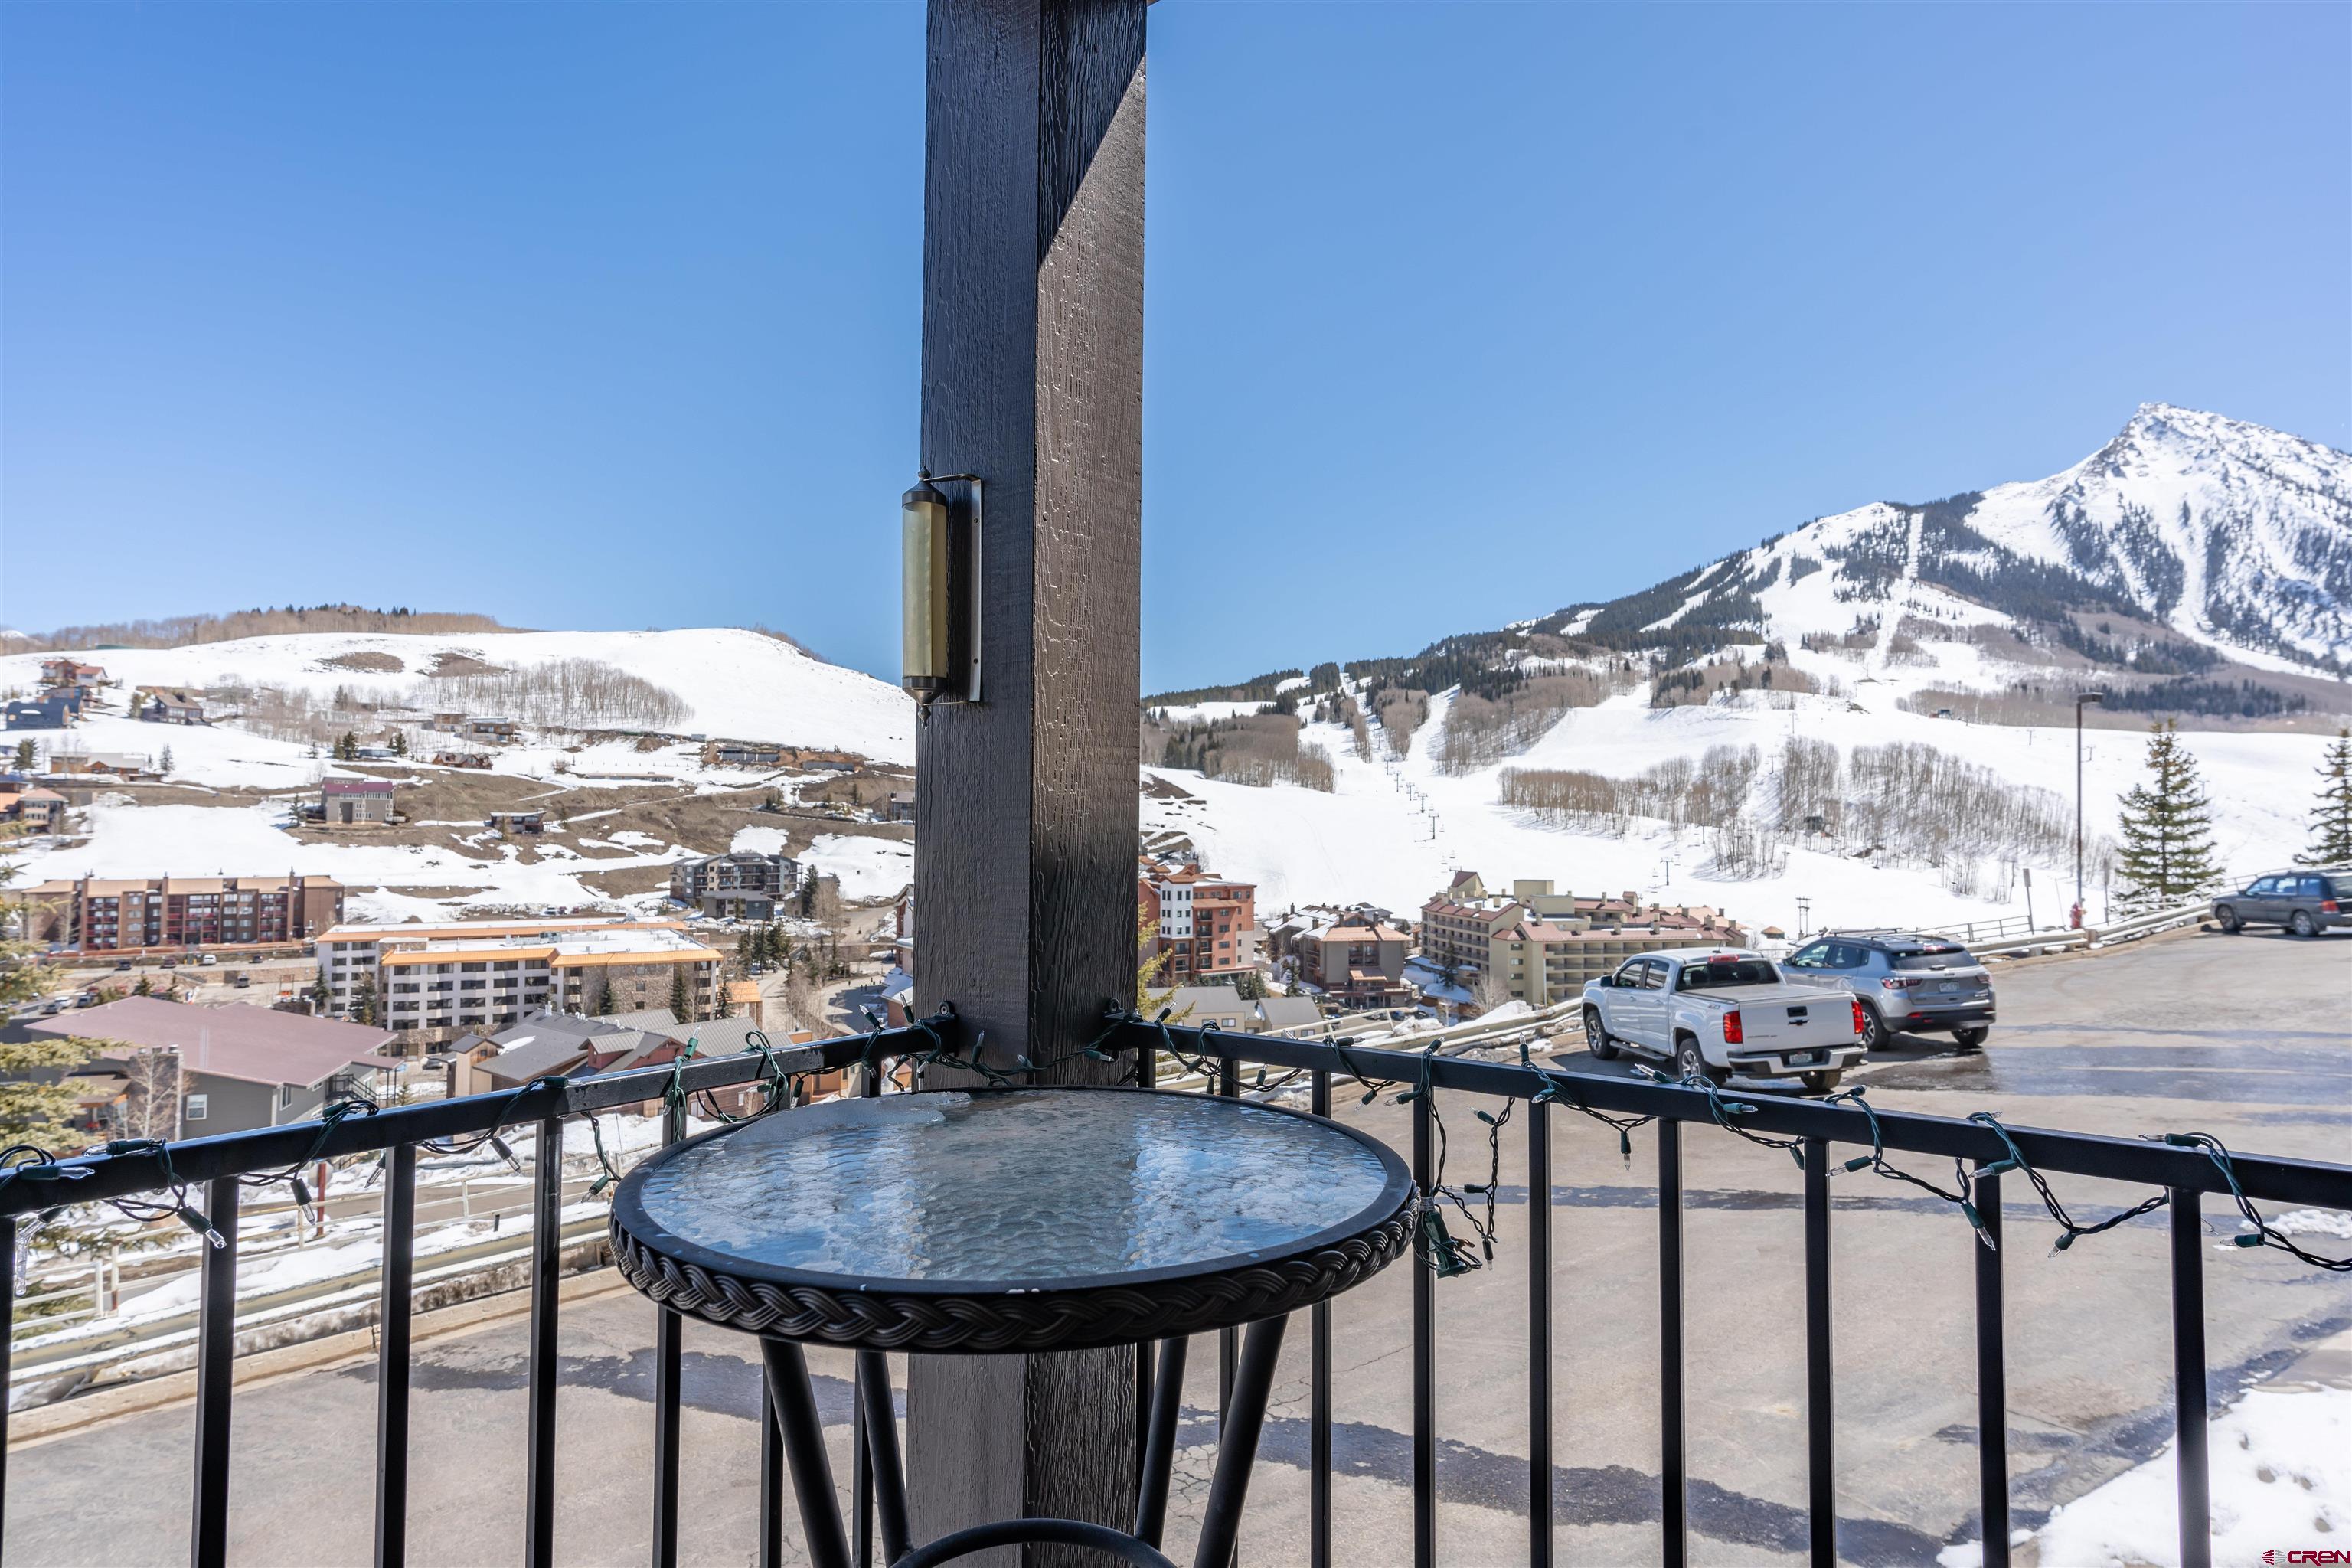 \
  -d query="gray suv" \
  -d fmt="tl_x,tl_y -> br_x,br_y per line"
2212,870 -> 2349,938
1782,932 -> 1994,1050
